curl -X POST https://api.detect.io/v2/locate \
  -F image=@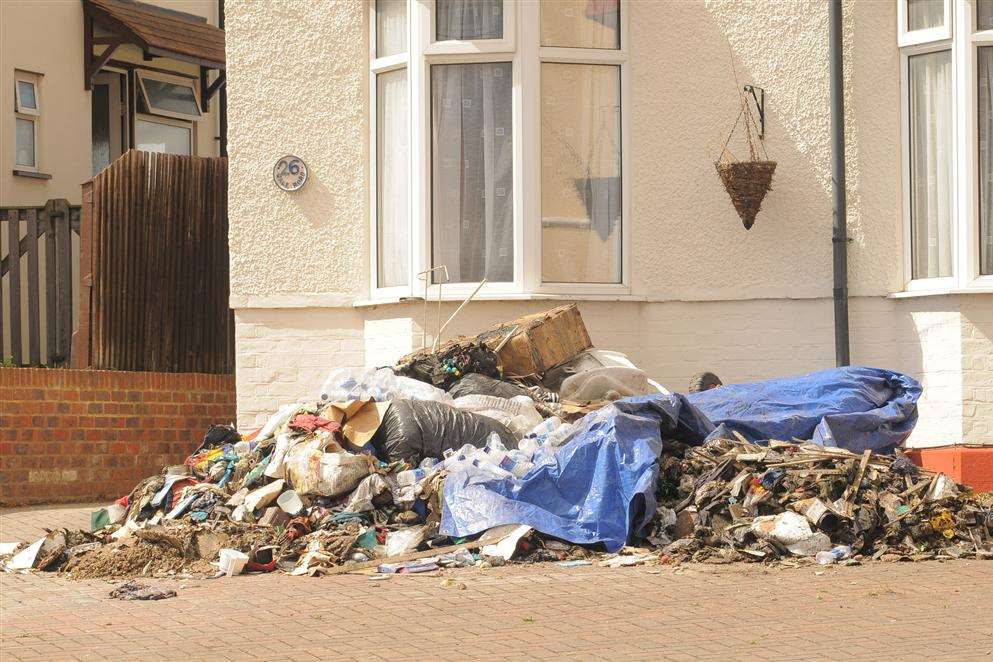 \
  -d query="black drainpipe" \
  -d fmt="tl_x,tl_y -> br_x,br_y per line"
218,0 -> 228,158
829,0 -> 850,366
